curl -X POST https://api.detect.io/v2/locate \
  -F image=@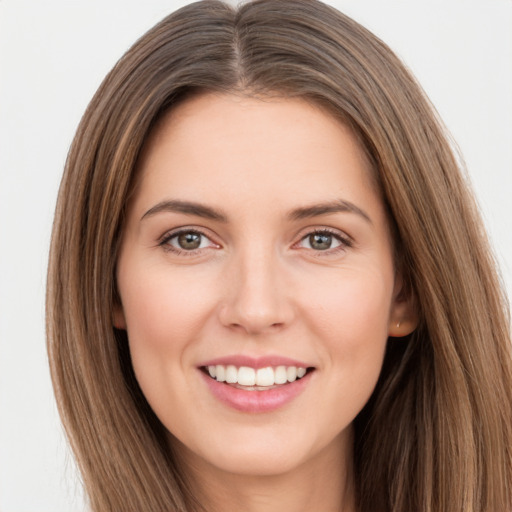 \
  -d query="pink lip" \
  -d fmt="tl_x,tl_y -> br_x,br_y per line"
199,368 -> 313,414
198,355 -> 311,369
